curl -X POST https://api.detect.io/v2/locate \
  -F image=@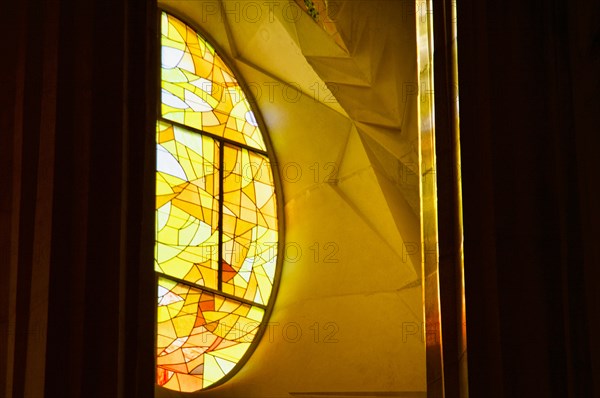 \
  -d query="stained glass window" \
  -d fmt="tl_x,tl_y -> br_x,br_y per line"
156,12 -> 279,392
